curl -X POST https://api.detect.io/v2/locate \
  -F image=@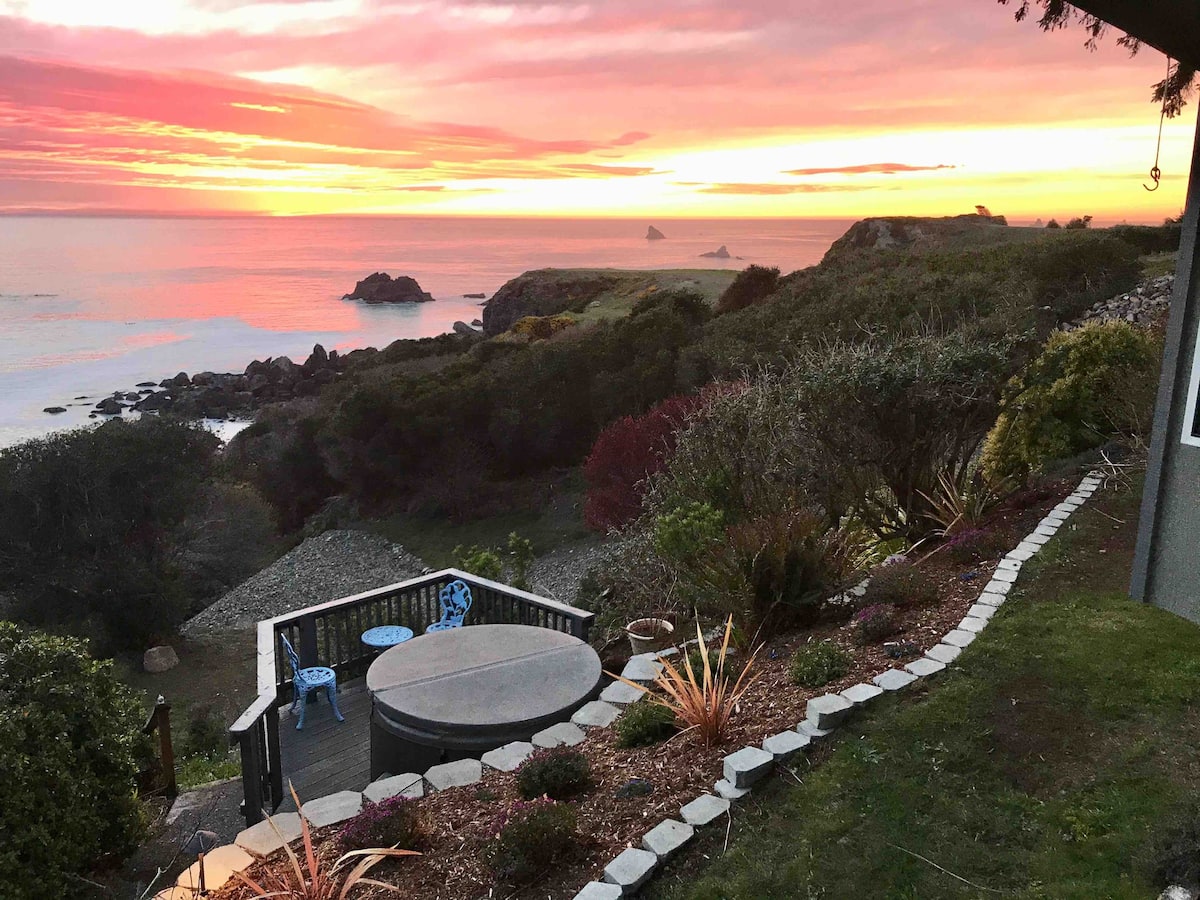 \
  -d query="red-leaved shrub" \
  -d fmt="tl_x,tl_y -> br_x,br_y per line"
583,392 -> 709,532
